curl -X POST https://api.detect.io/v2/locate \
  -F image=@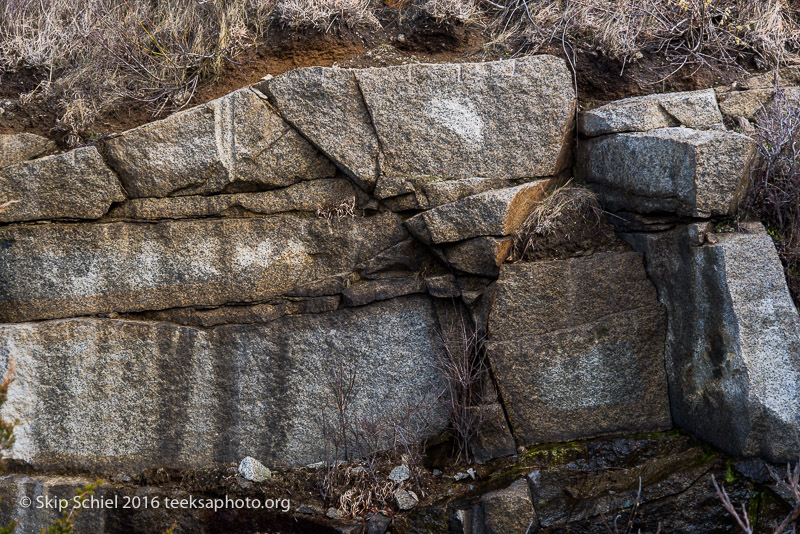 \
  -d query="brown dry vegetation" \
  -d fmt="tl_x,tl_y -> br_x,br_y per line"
0,0 -> 798,144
